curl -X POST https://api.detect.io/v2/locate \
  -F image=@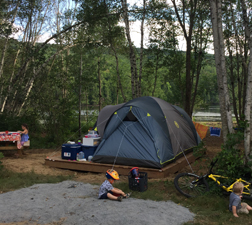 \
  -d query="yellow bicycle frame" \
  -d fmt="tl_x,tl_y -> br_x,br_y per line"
208,174 -> 251,195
